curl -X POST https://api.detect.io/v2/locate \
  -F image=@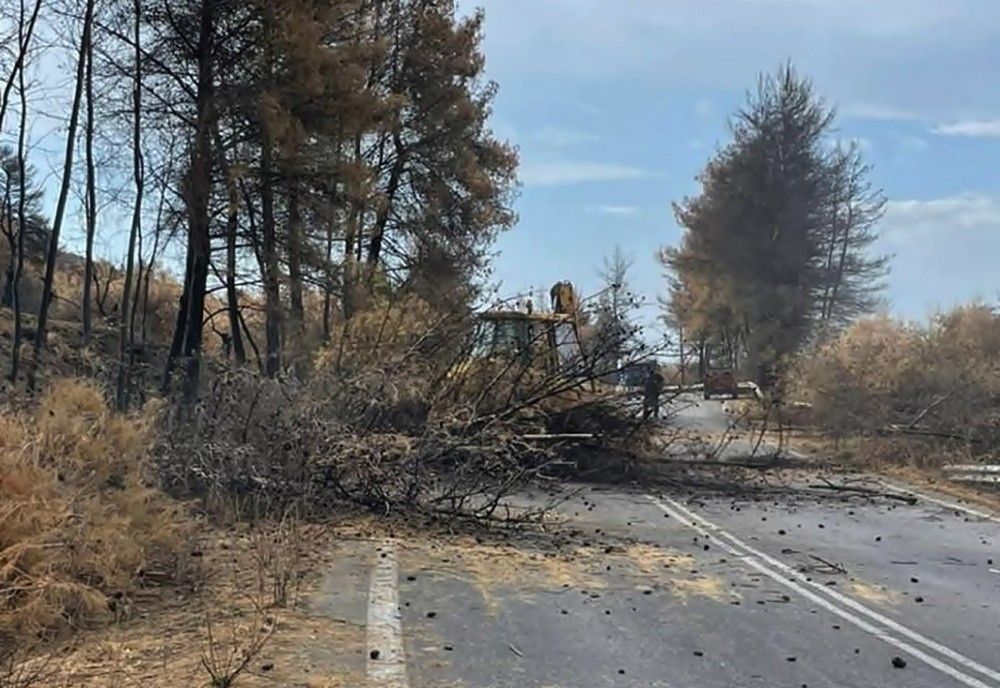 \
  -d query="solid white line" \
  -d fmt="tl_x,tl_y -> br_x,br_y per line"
944,465 -> 1000,474
780,448 -> 1000,525
663,496 -> 1000,683
366,543 -> 409,688
647,494 -> 1000,688
878,481 -> 1000,525
737,553 -> 996,688
658,495 -> 1000,685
